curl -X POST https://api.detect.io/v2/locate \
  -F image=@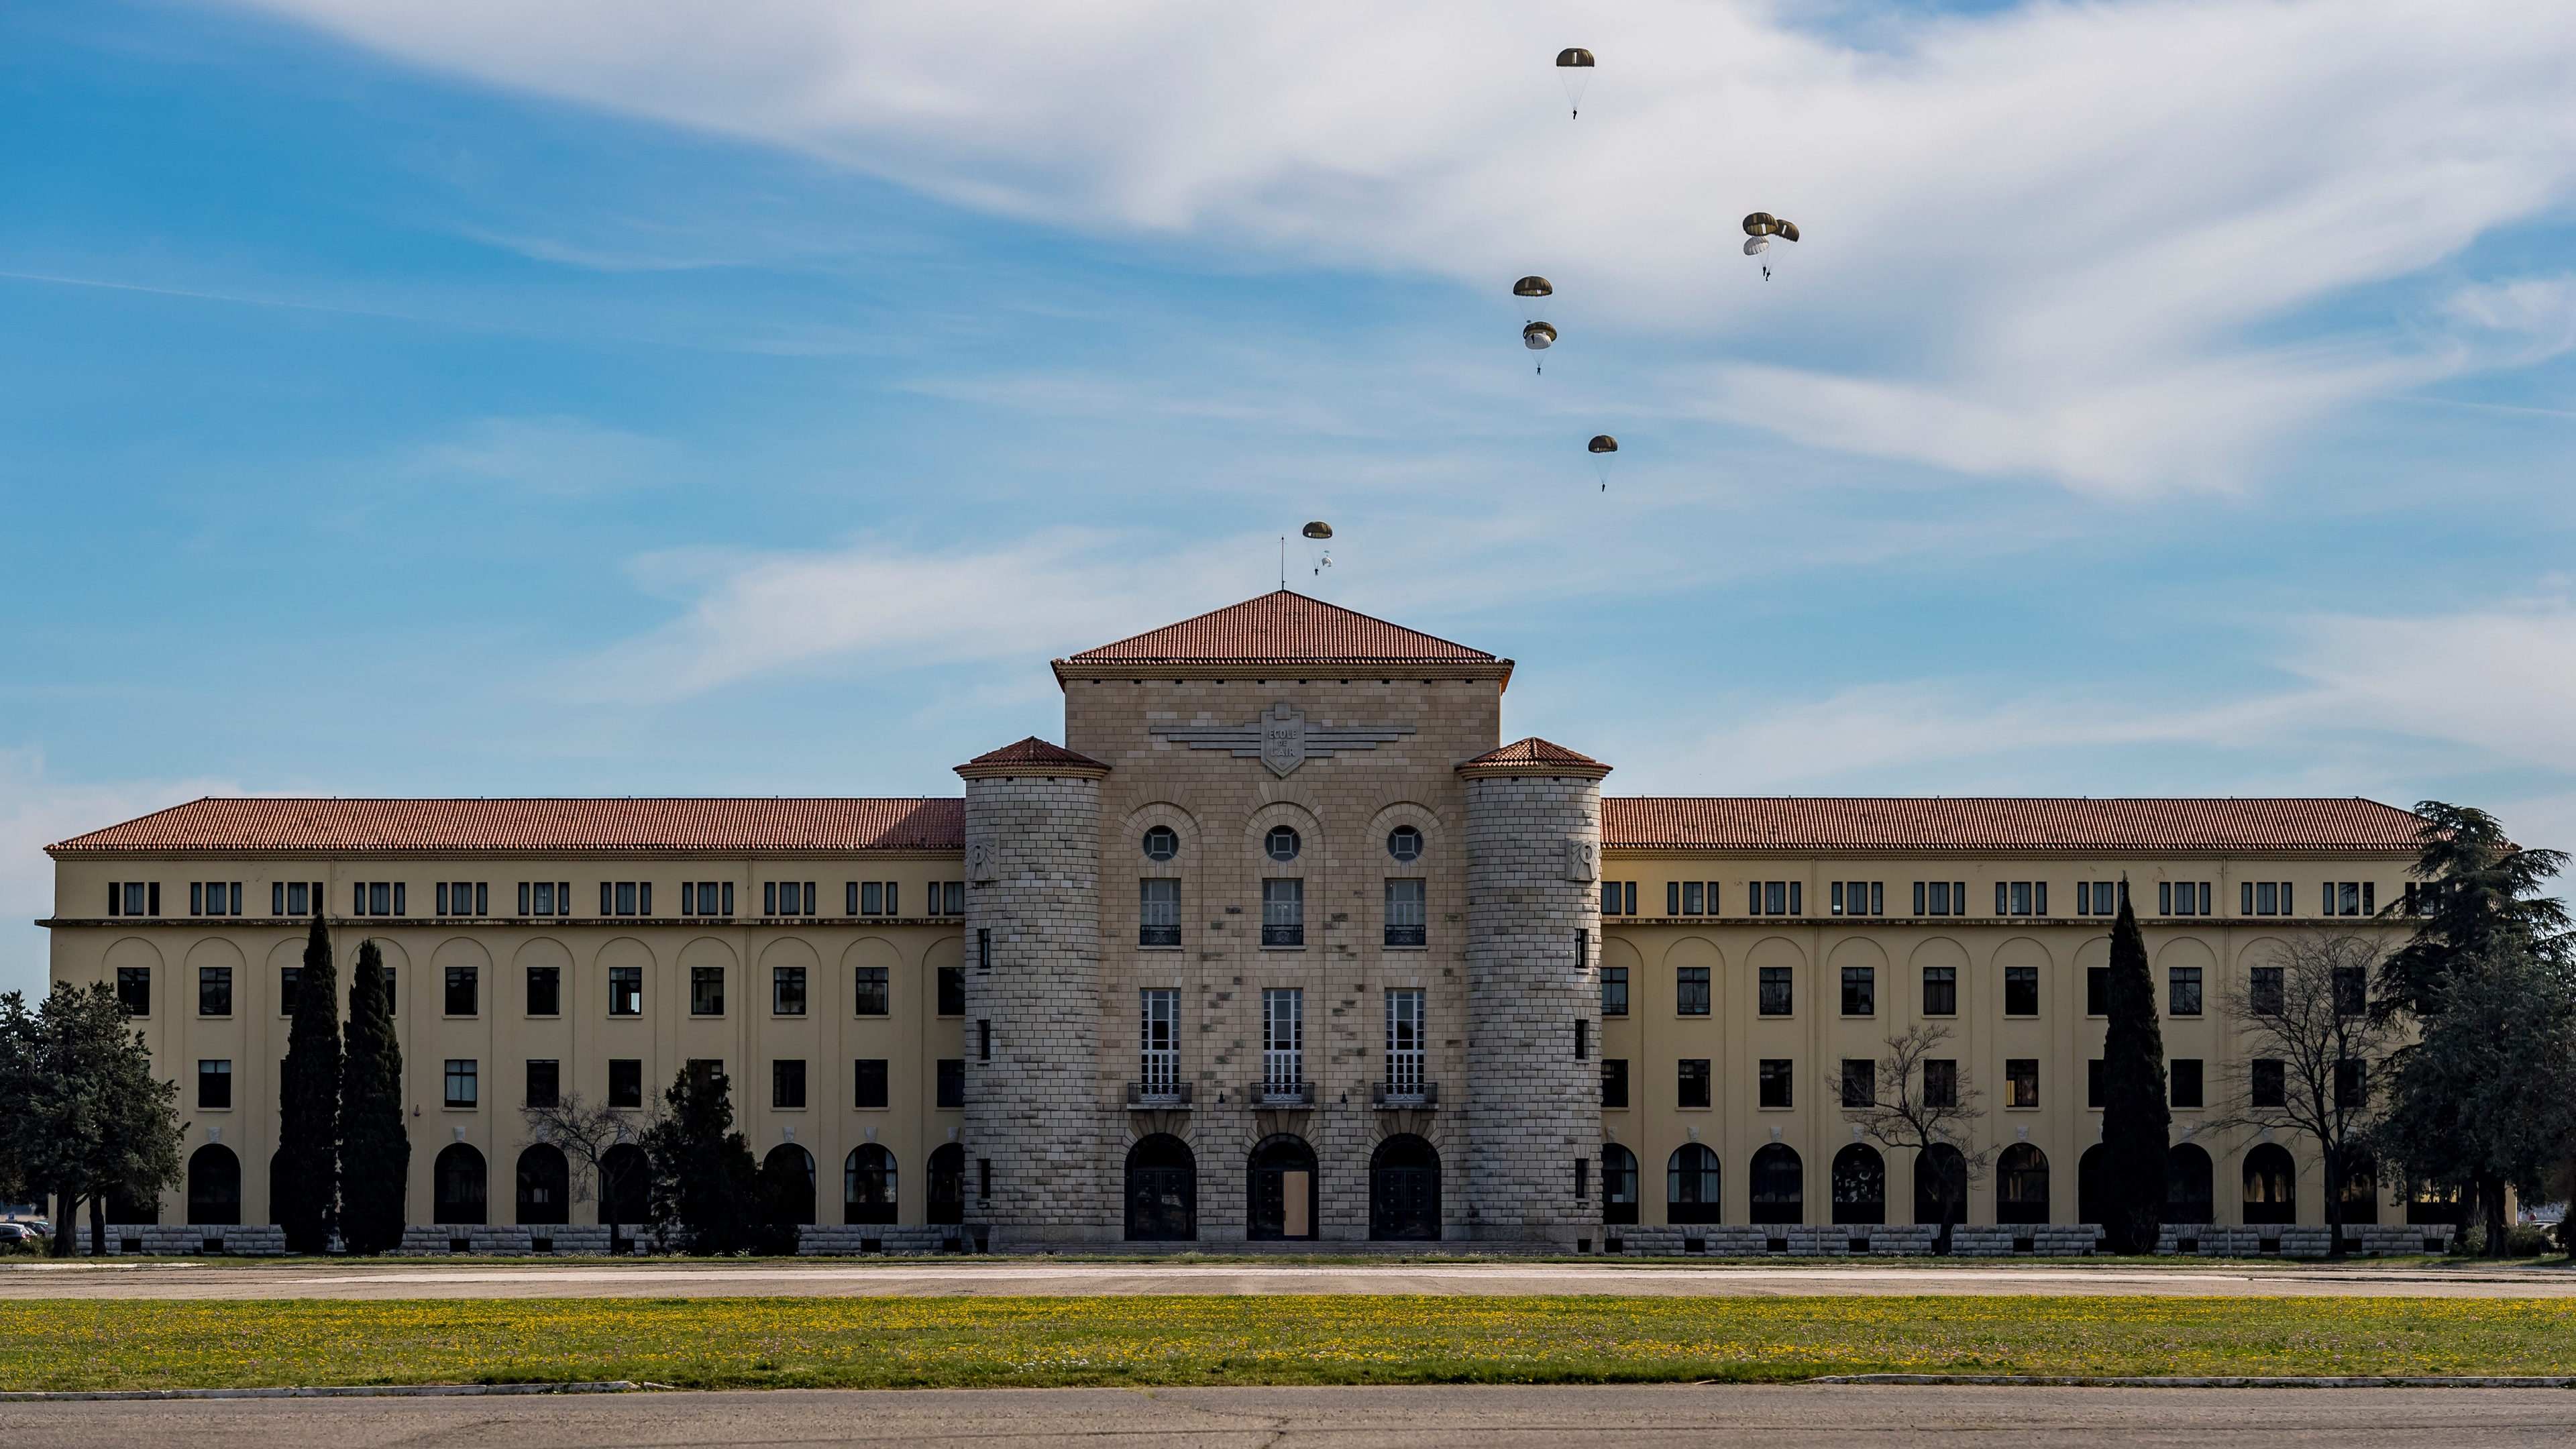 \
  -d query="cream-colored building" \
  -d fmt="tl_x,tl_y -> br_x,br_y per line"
42,592 -> 2428,1250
